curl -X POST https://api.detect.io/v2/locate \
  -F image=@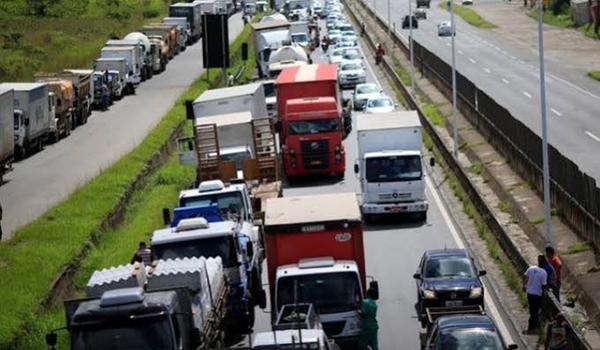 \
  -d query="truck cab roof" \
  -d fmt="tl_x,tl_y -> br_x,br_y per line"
152,220 -> 239,246
193,83 -> 263,104
194,111 -> 252,127
179,181 -> 248,200
284,97 -> 338,119
276,63 -> 337,85
0,82 -> 47,92
252,329 -> 327,347
356,111 -> 420,131
364,149 -> 422,158
277,258 -> 359,278
265,193 -> 361,227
